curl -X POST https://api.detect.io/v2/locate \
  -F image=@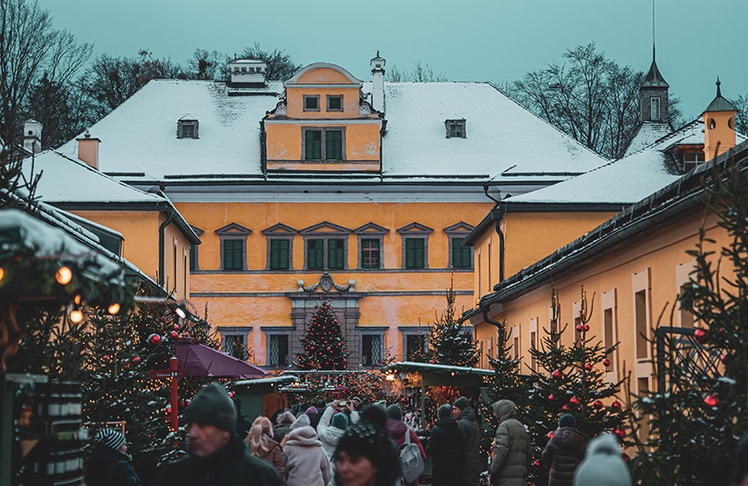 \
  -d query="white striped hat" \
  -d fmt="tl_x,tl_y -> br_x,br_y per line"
94,428 -> 126,450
